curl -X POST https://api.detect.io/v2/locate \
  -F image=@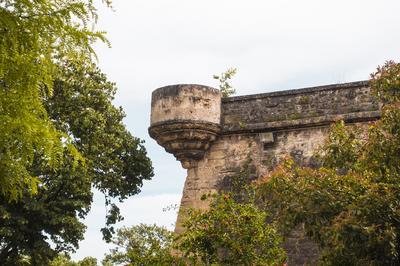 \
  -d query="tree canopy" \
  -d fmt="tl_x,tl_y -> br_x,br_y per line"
101,167 -> 285,266
176,166 -> 286,266
0,0 -> 109,201
176,193 -> 285,266
0,60 -> 153,262
103,224 -> 180,266
0,60 -> 153,265
50,254 -> 97,266
0,1 -> 154,262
